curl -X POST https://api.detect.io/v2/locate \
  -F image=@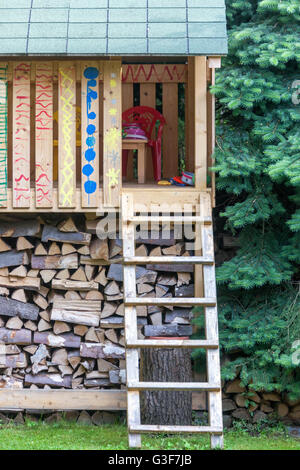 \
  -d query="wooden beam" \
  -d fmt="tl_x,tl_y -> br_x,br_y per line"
194,57 -> 207,189
207,66 -> 216,207
0,63 -> 8,208
13,62 -> 31,208
58,62 -> 76,209
103,60 -> 122,208
0,390 -> 127,411
35,62 -> 53,208
81,61 -> 101,208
